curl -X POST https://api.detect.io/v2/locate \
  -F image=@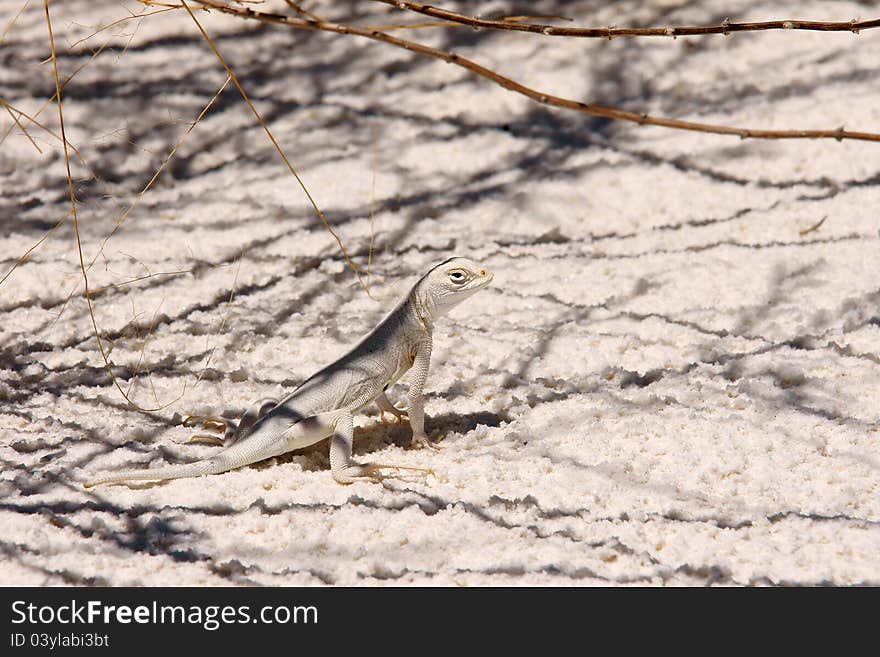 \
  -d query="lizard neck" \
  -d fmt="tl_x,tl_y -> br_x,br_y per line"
405,281 -> 436,332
